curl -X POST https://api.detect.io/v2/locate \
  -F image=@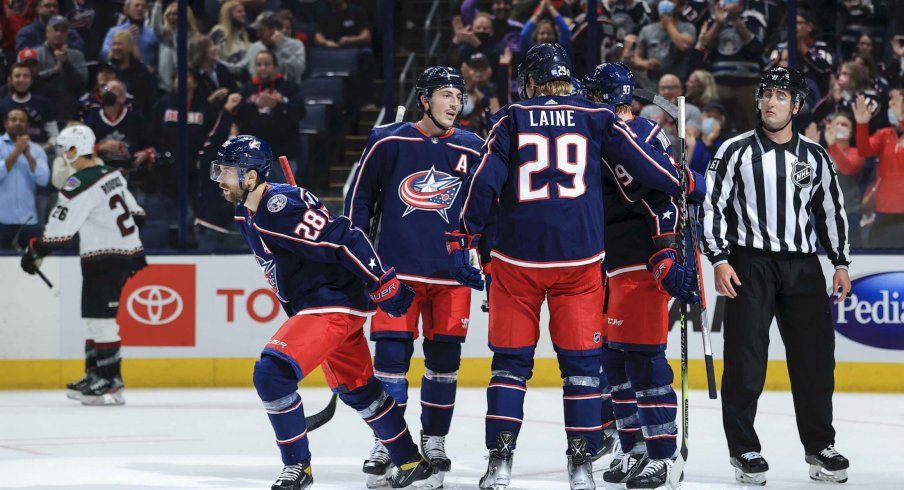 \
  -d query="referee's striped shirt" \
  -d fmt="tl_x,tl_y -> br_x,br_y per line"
703,127 -> 850,268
